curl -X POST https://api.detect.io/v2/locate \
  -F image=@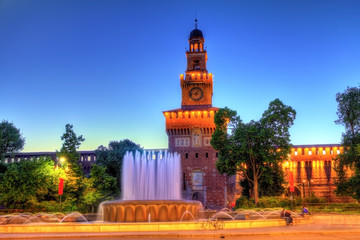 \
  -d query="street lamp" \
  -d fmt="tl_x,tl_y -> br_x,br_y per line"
59,157 -> 66,164
56,156 -> 67,211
